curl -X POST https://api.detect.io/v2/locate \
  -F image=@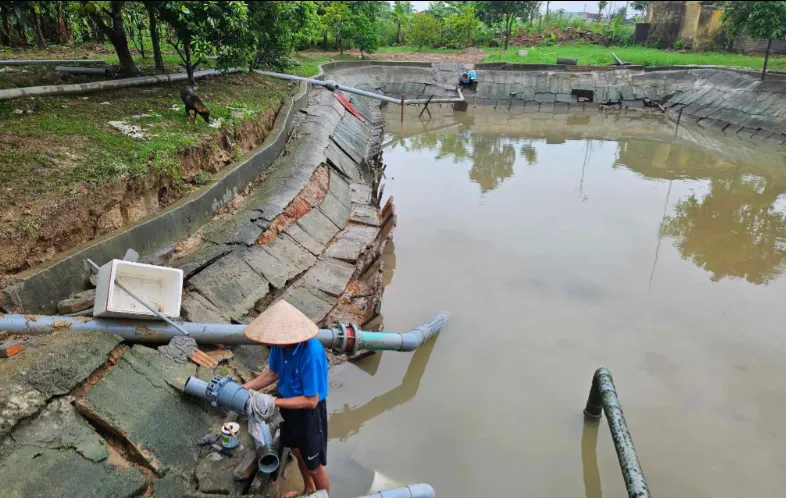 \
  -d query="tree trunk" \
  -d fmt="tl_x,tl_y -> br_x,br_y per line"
30,7 -> 46,48
1,5 -> 11,46
338,32 -> 343,54
89,1 -> 138,76
762,38 -> 772,81
504,17 -> 512,50
184,43 -> 195,86
323,30 -> 328,50
57,2 -> 67,43
90,17 -> 105,43
137,23 -> 145,58
396,20 -> 401,44
146,4 -> 164,72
